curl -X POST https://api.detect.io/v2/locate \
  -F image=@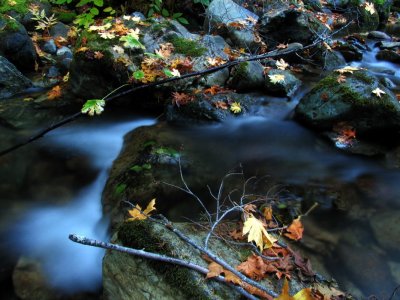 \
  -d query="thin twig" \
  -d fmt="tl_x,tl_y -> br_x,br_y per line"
68,234 -> 258,300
